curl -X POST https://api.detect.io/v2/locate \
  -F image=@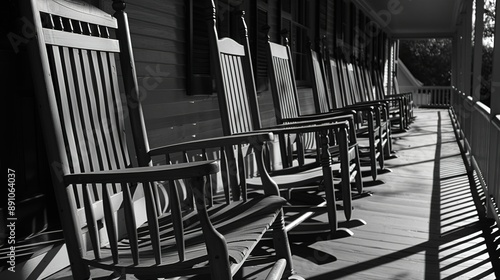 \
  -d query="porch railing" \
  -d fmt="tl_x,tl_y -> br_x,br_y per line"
412,86 -> 452,107
450,88 -> 500,229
